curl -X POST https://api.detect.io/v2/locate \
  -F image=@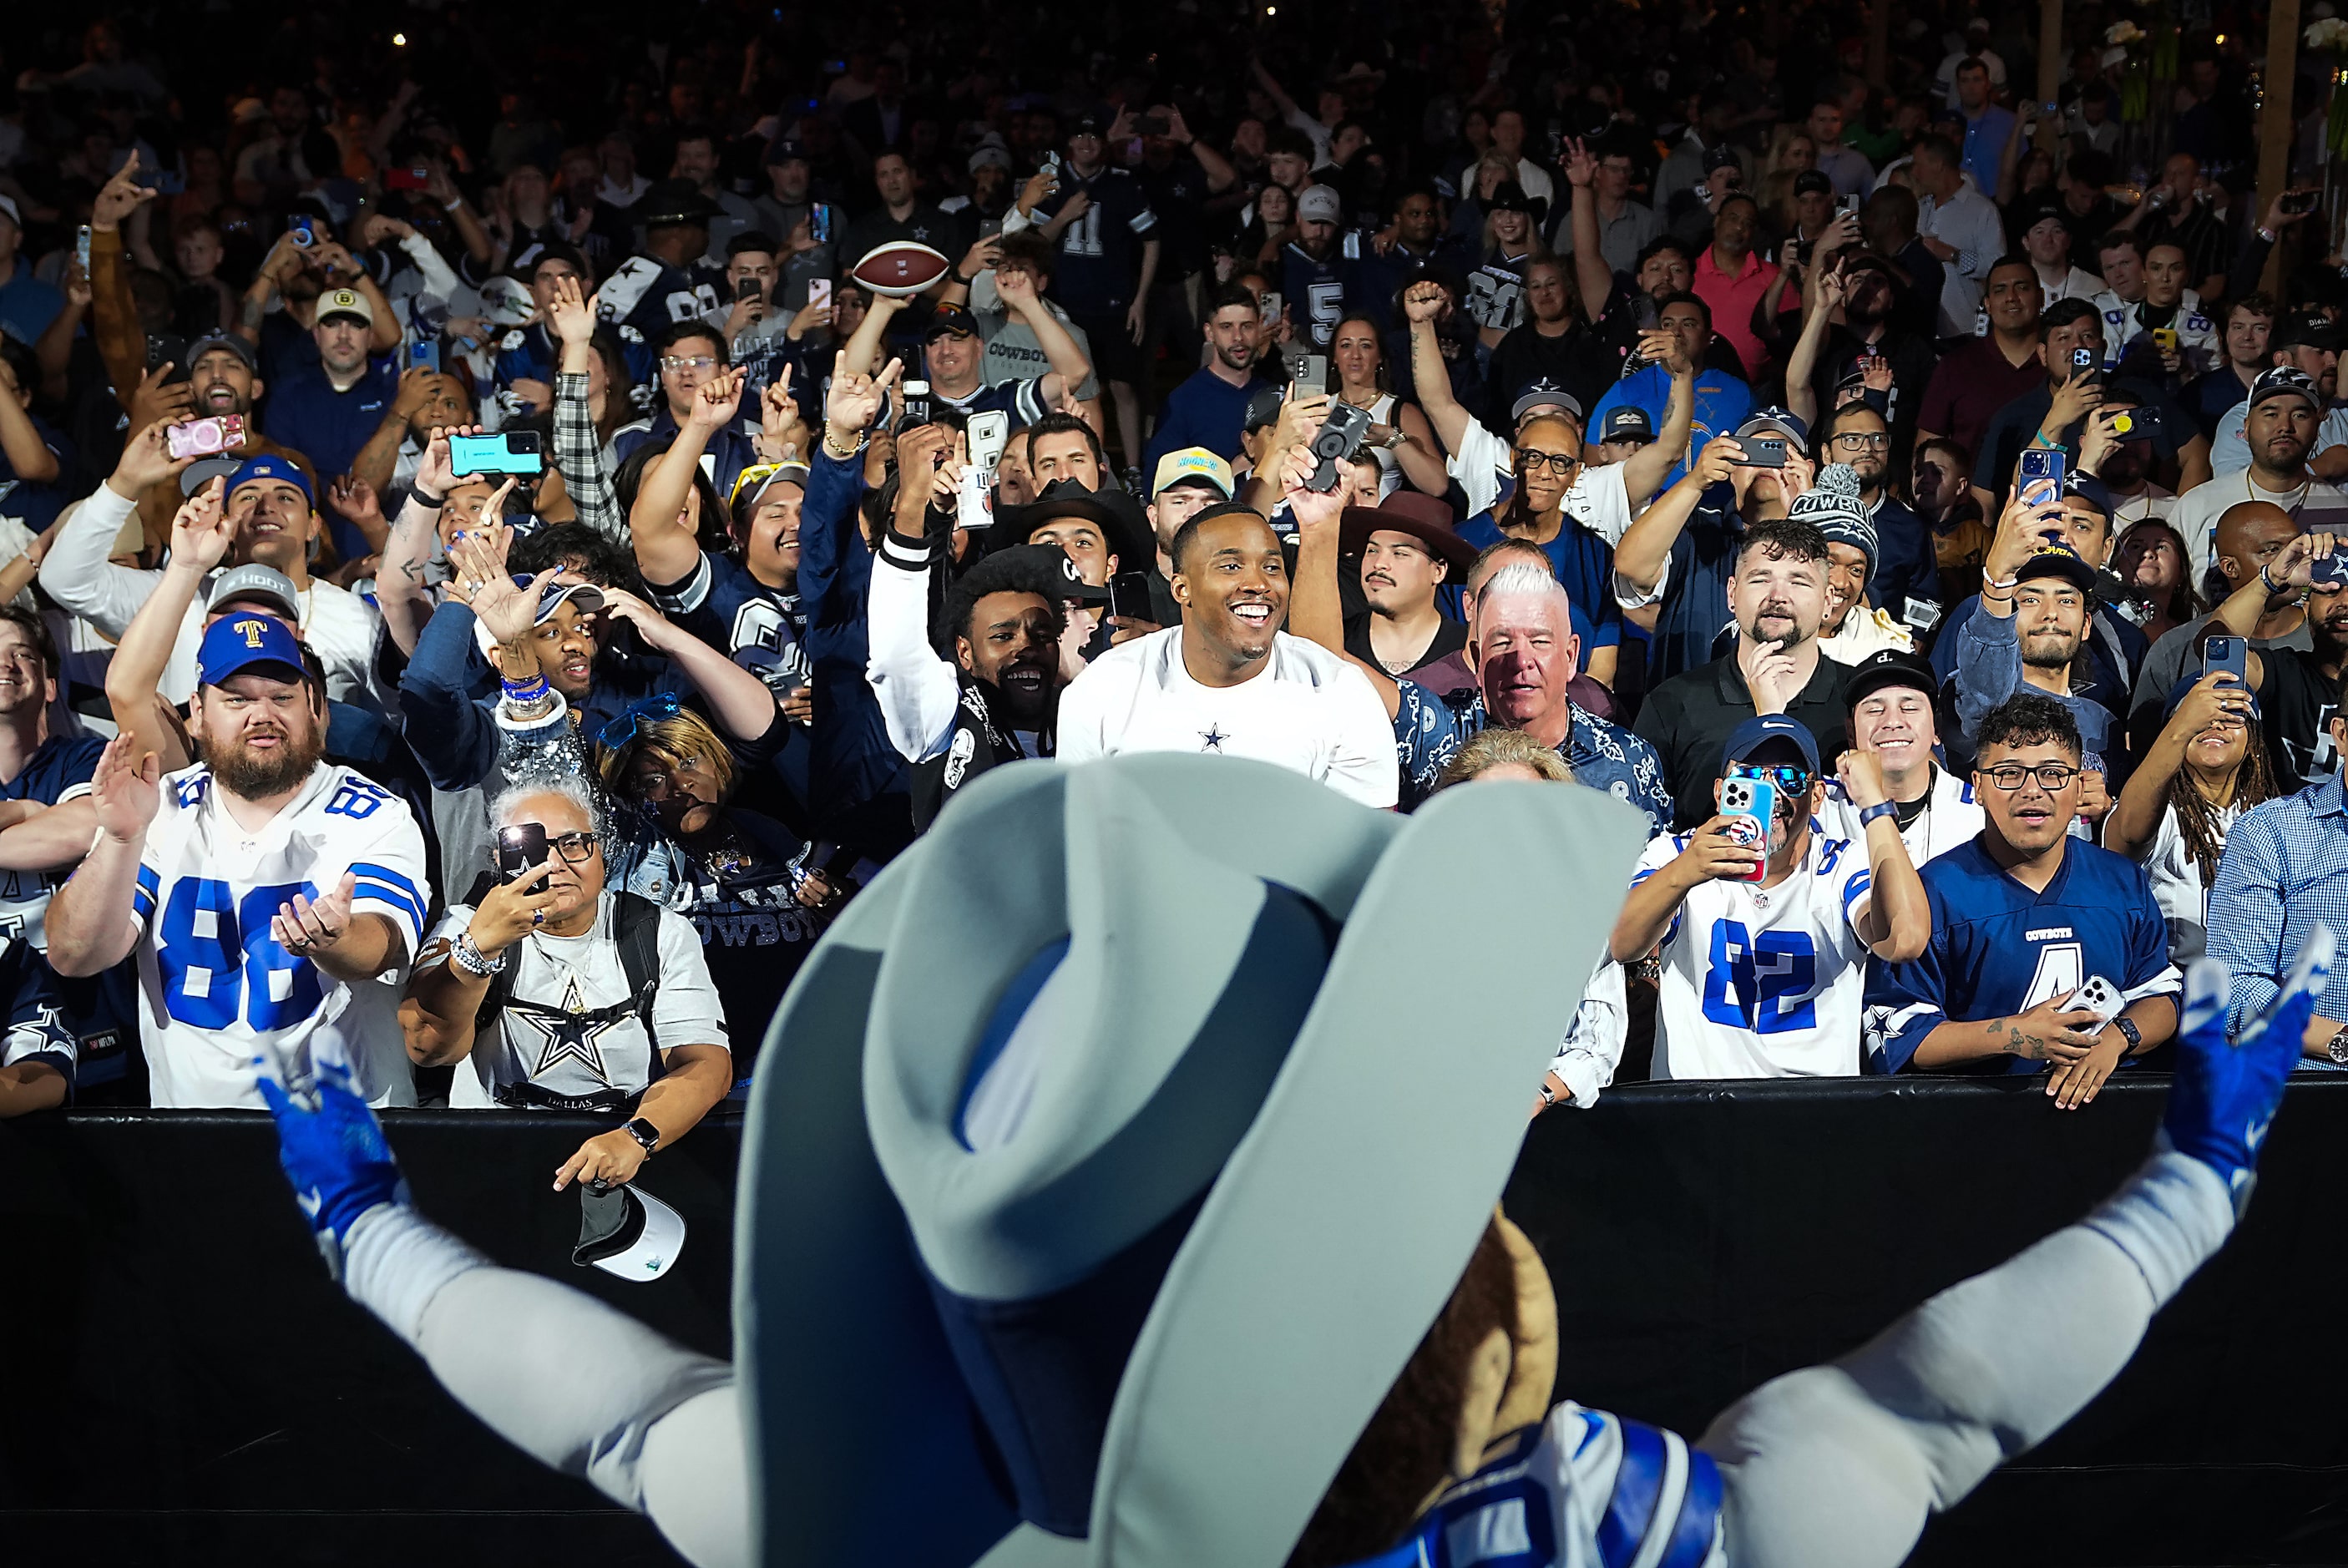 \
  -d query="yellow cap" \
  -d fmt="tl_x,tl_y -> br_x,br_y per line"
1151,447 -> 1234,500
